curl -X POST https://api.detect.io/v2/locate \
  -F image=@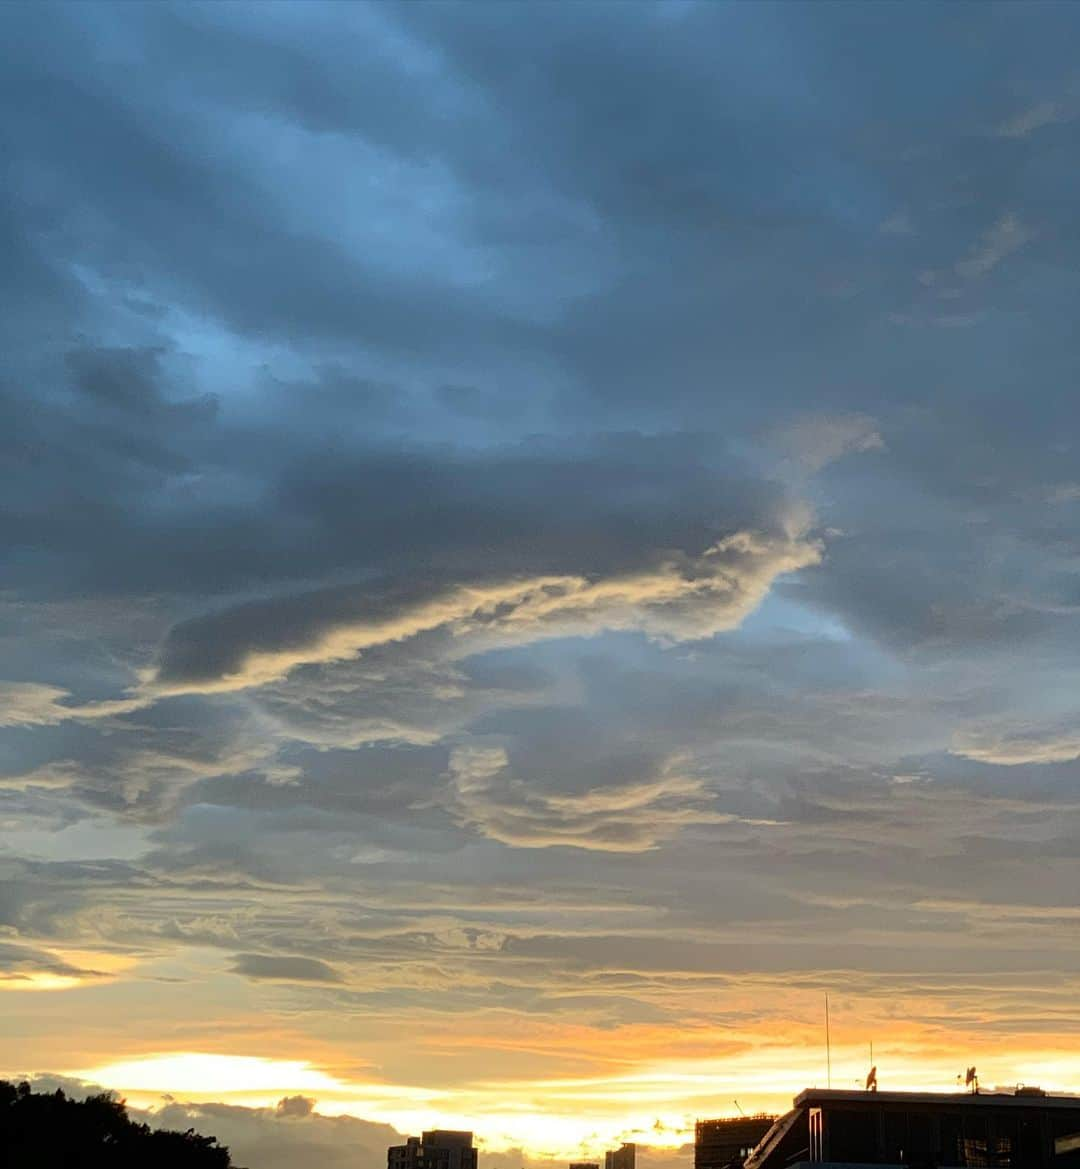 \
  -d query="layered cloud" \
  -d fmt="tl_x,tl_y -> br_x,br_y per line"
446,745 -> 744,851
952,725 -> 1080,766
4,0 -> 1080,1151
